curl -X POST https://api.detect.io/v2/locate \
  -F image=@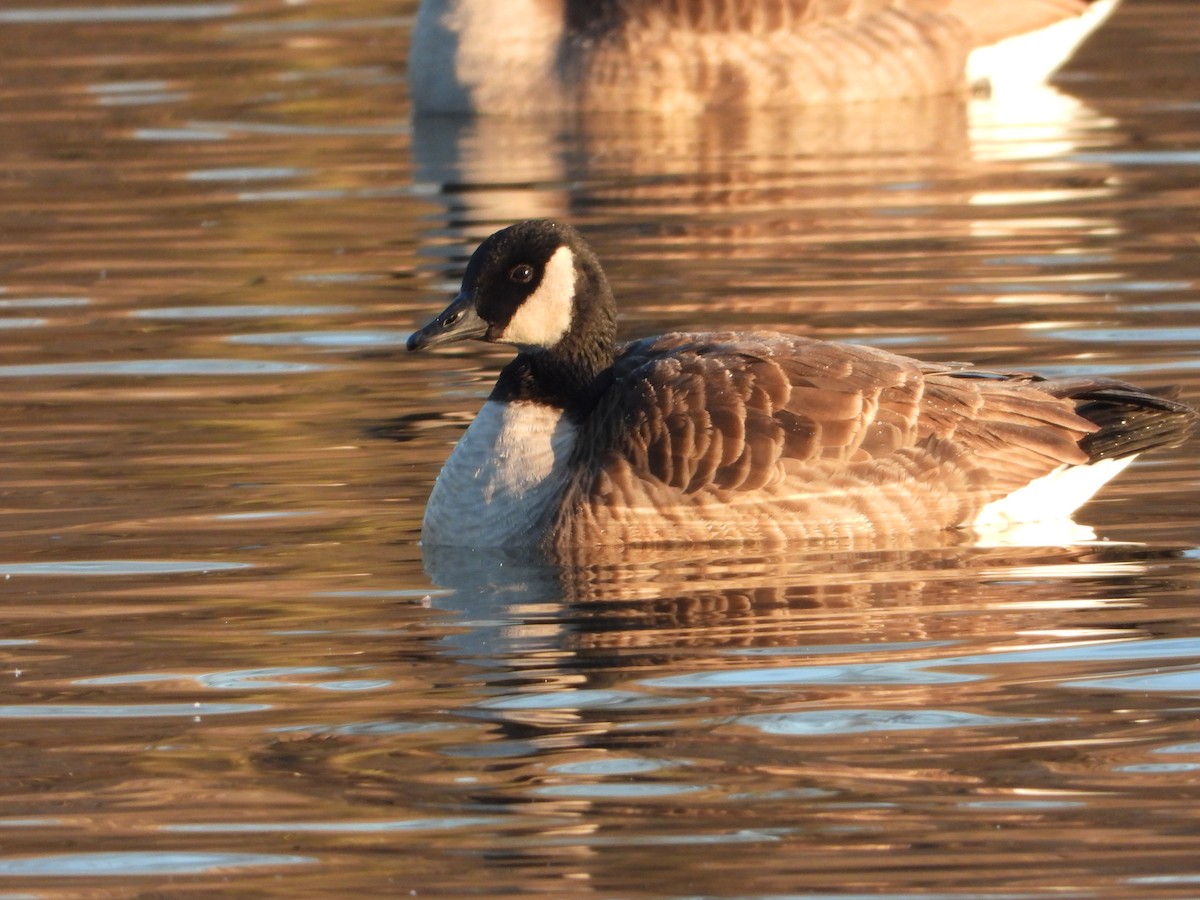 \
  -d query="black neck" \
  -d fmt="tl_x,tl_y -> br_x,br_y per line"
490,241 -> 619,417
491,337 -> 616,418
